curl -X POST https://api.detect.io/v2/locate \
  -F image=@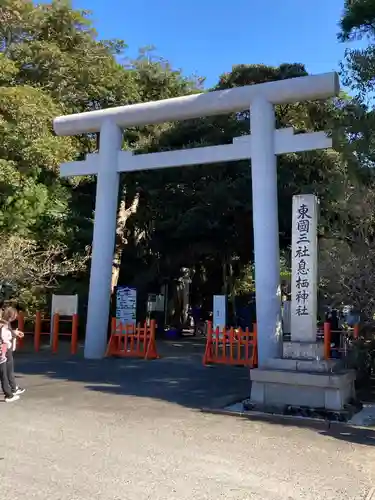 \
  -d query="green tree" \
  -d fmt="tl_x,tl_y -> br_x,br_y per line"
0,0 -> 135,306
0,0 -> 367,323
339,0 -> 375,94
0,0 -> 202,309
111,48 -> 202,291
311,0 -> 375,320
130,64 -> 358,306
